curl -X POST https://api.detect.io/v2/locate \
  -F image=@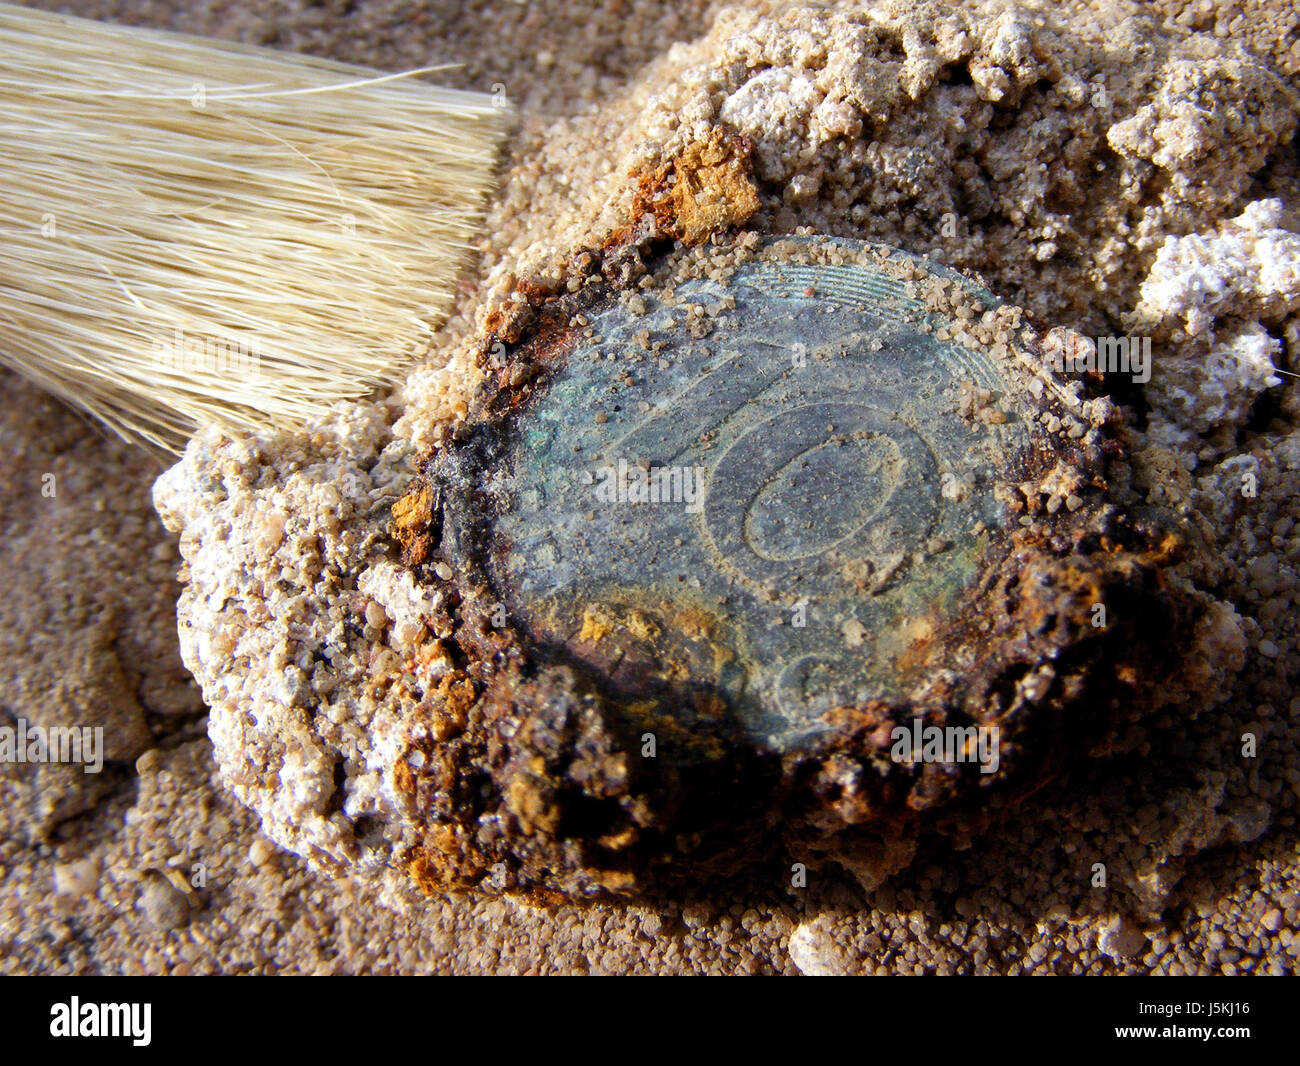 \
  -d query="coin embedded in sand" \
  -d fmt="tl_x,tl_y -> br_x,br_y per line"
399,235 -> 1205,898
481,240 -> 1025,746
